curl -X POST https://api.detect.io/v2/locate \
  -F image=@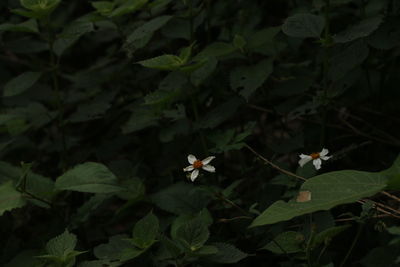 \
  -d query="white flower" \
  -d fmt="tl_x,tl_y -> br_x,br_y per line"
183,154 -> 216,182
298,148 -> 331,170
